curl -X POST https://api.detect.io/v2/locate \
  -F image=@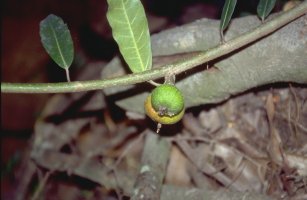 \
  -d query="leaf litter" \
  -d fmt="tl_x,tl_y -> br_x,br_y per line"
10,74 -> 305,199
